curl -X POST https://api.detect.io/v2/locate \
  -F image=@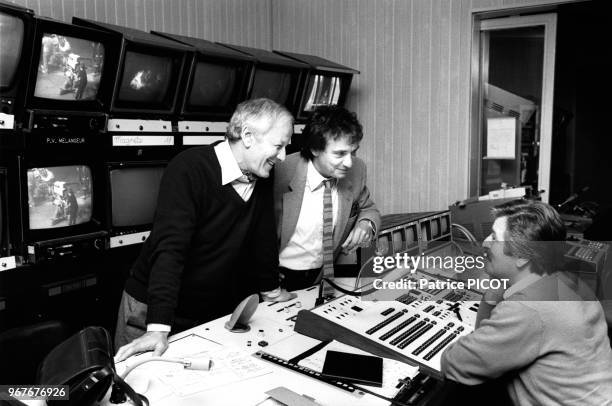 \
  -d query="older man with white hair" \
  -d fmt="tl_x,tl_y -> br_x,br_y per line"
115,98 -> 295,361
